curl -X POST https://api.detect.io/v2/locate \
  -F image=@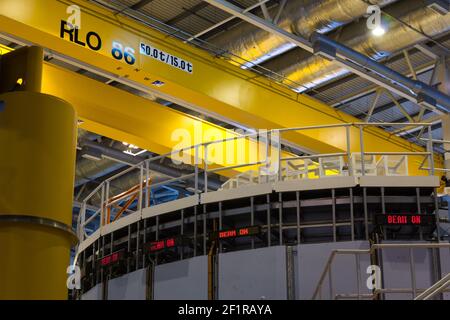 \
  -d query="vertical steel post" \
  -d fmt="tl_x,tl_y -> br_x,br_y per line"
332,189 -> 336,242
363,188 -> 369,240
350,188 -> 354,241
416,188 -> 423,241
100,185 -> 105,226
428,126 -> 441,240
105,181 -> 110,225
143,219 -> 147,267
139,164 -> 144,212
145,160 -> 150,208
80,201 -> 87,241
346,126 -> 352,176
359,125 -> 365,176
90,242 -> 95,287
109,232 -> 114,279
180,210 -> 184,260
267,194 -> 271,247
381,187 -> 387,240
194,146 -> 199,194
204,145 -> 209,193
427,125 -> 435,176
203,205 -> 207,256
250,197 -> 255,249
219,202 -> 223,253
101,236 -> 105,283
296,191 -> 301,244
286,246 -> 295,300
155,216 -> 159,265
279,193 -> 283,245
127,225 -> 131,273
136,221 -> 140,270
194,206 -> 198,256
